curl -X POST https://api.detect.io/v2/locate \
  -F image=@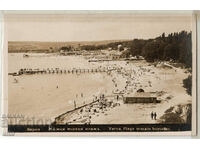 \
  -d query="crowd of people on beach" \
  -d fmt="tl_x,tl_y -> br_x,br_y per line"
56,93 -> 121,124
55,61 -> 160,124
